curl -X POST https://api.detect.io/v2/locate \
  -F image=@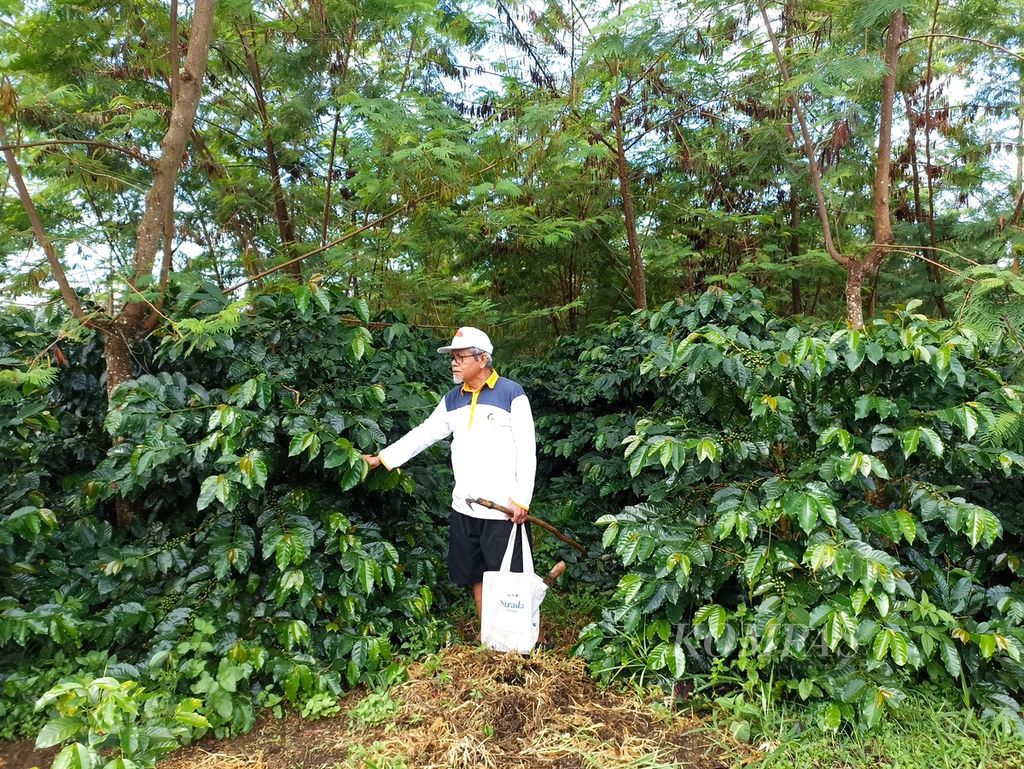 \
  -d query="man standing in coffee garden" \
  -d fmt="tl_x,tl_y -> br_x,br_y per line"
361,327 -> 537,619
